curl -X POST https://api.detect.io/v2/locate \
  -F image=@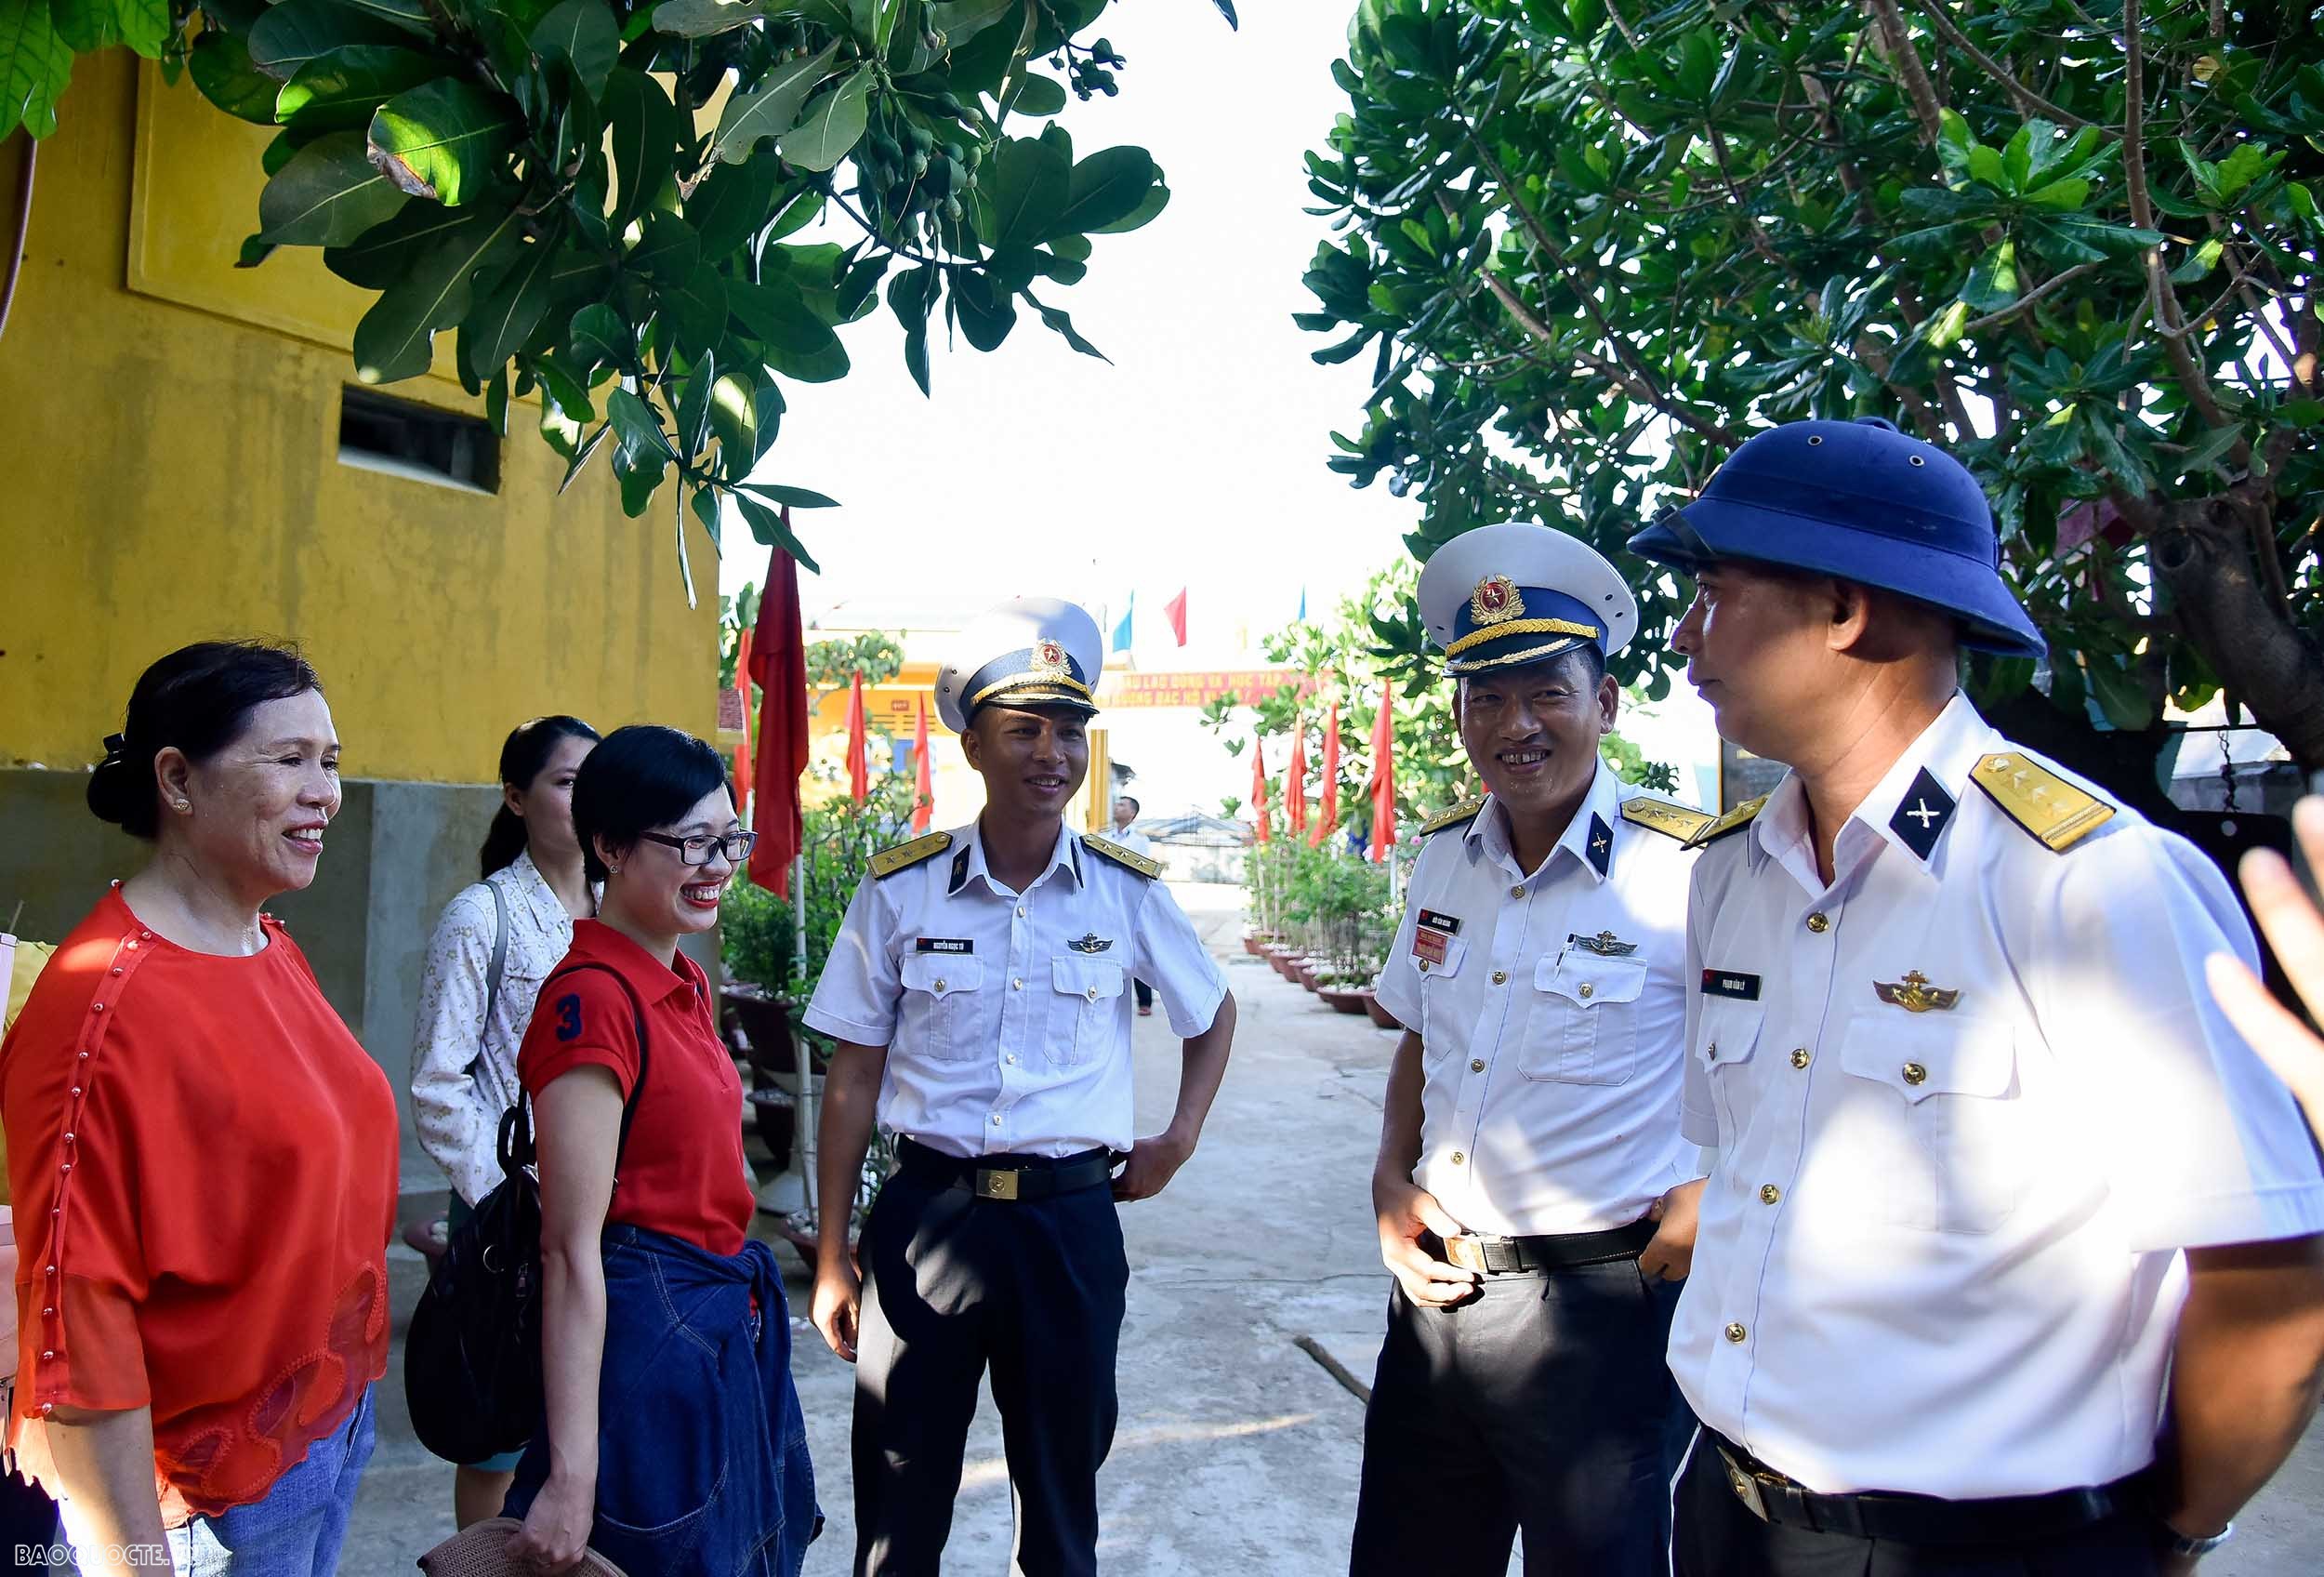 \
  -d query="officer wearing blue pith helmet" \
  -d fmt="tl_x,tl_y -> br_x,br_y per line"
1352,523 -> 1707,1576
801,596 -> 1237,1577
1627,418 -> 2324,1576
